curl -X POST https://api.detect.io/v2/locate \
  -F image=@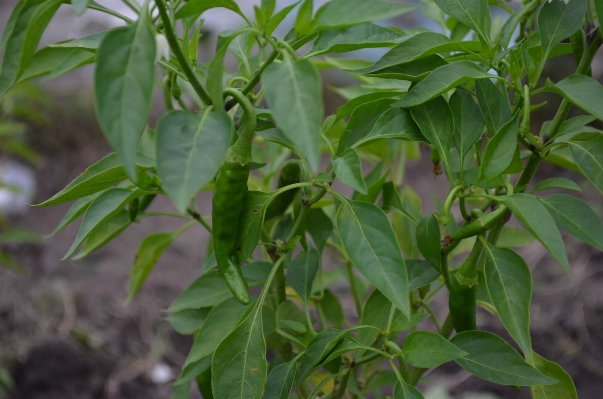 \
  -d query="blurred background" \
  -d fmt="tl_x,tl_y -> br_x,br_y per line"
0,0 -> 602,398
